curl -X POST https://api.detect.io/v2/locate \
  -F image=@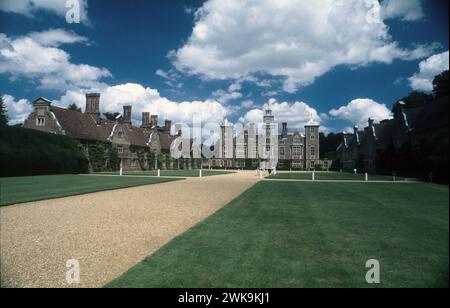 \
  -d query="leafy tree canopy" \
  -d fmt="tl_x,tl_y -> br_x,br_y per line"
392,91 -> 433,114
67,103 -> 82,112
319,132 -> 343,159
433,70 -> 449,98
103,112 -> 121,121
